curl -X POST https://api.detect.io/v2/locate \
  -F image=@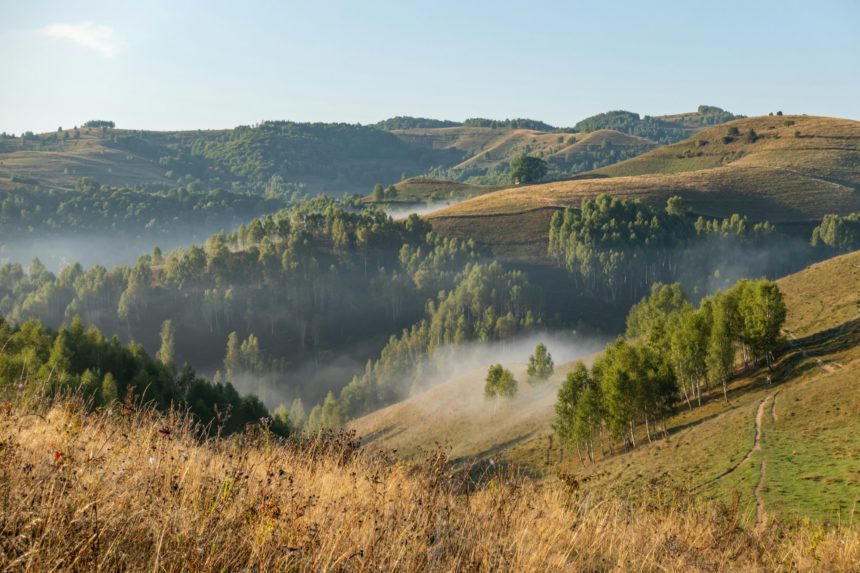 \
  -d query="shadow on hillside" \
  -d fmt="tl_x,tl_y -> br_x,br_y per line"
358,424 -> 405,445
